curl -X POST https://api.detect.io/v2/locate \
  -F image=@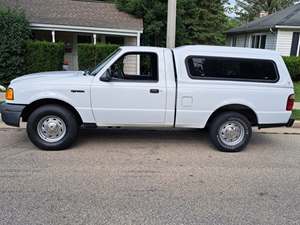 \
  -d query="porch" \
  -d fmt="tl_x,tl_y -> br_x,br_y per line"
31,24 -> 141,70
